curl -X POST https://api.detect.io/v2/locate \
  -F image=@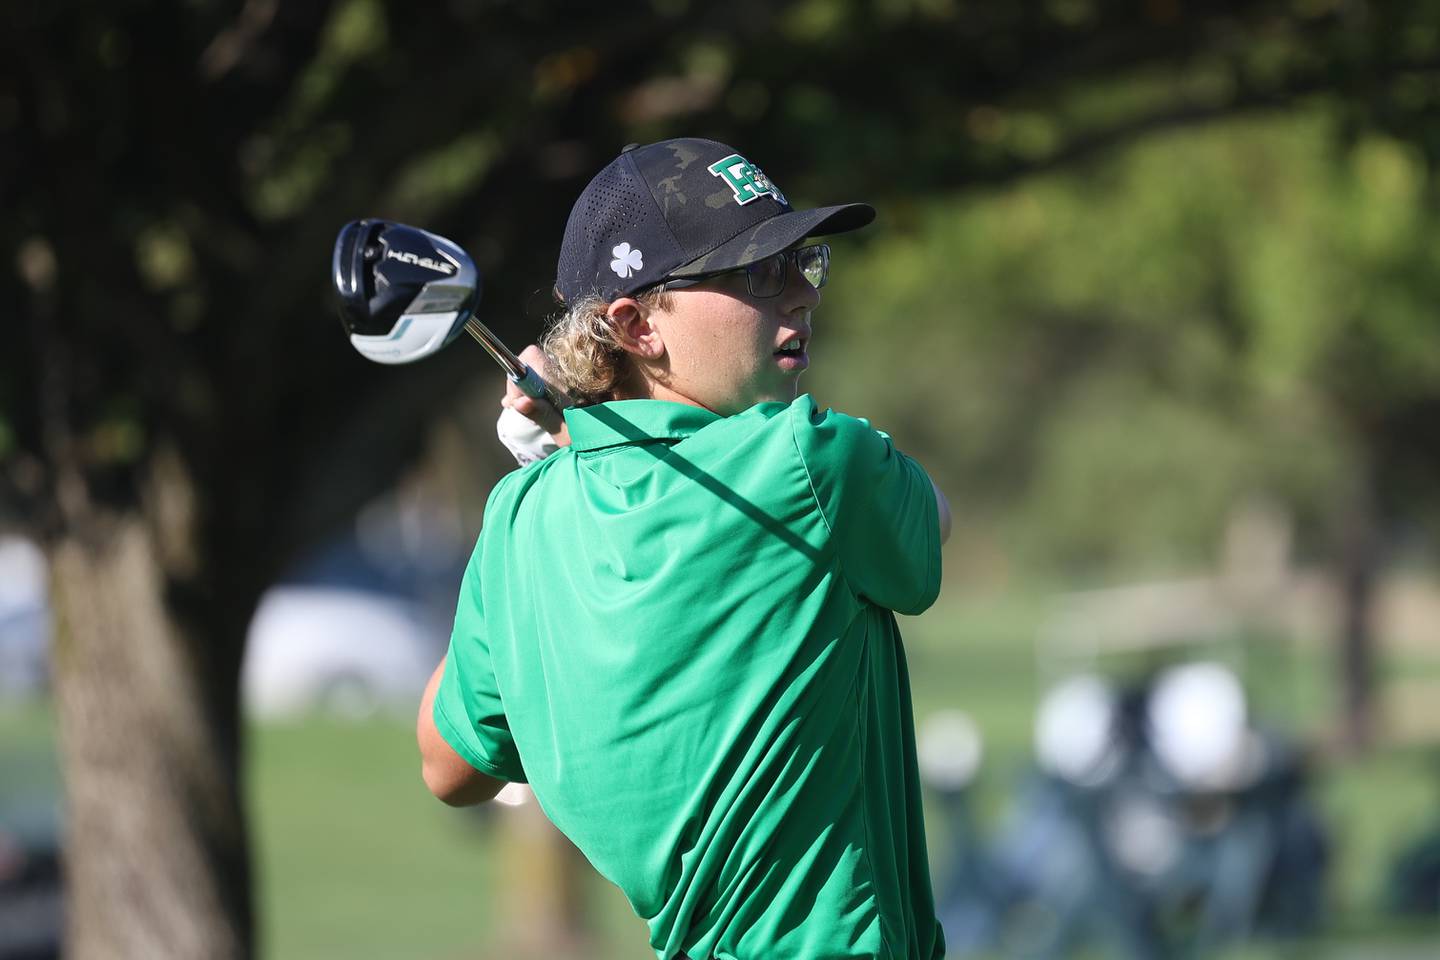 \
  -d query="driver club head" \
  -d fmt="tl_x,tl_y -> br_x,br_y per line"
332,219 -> 482,364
